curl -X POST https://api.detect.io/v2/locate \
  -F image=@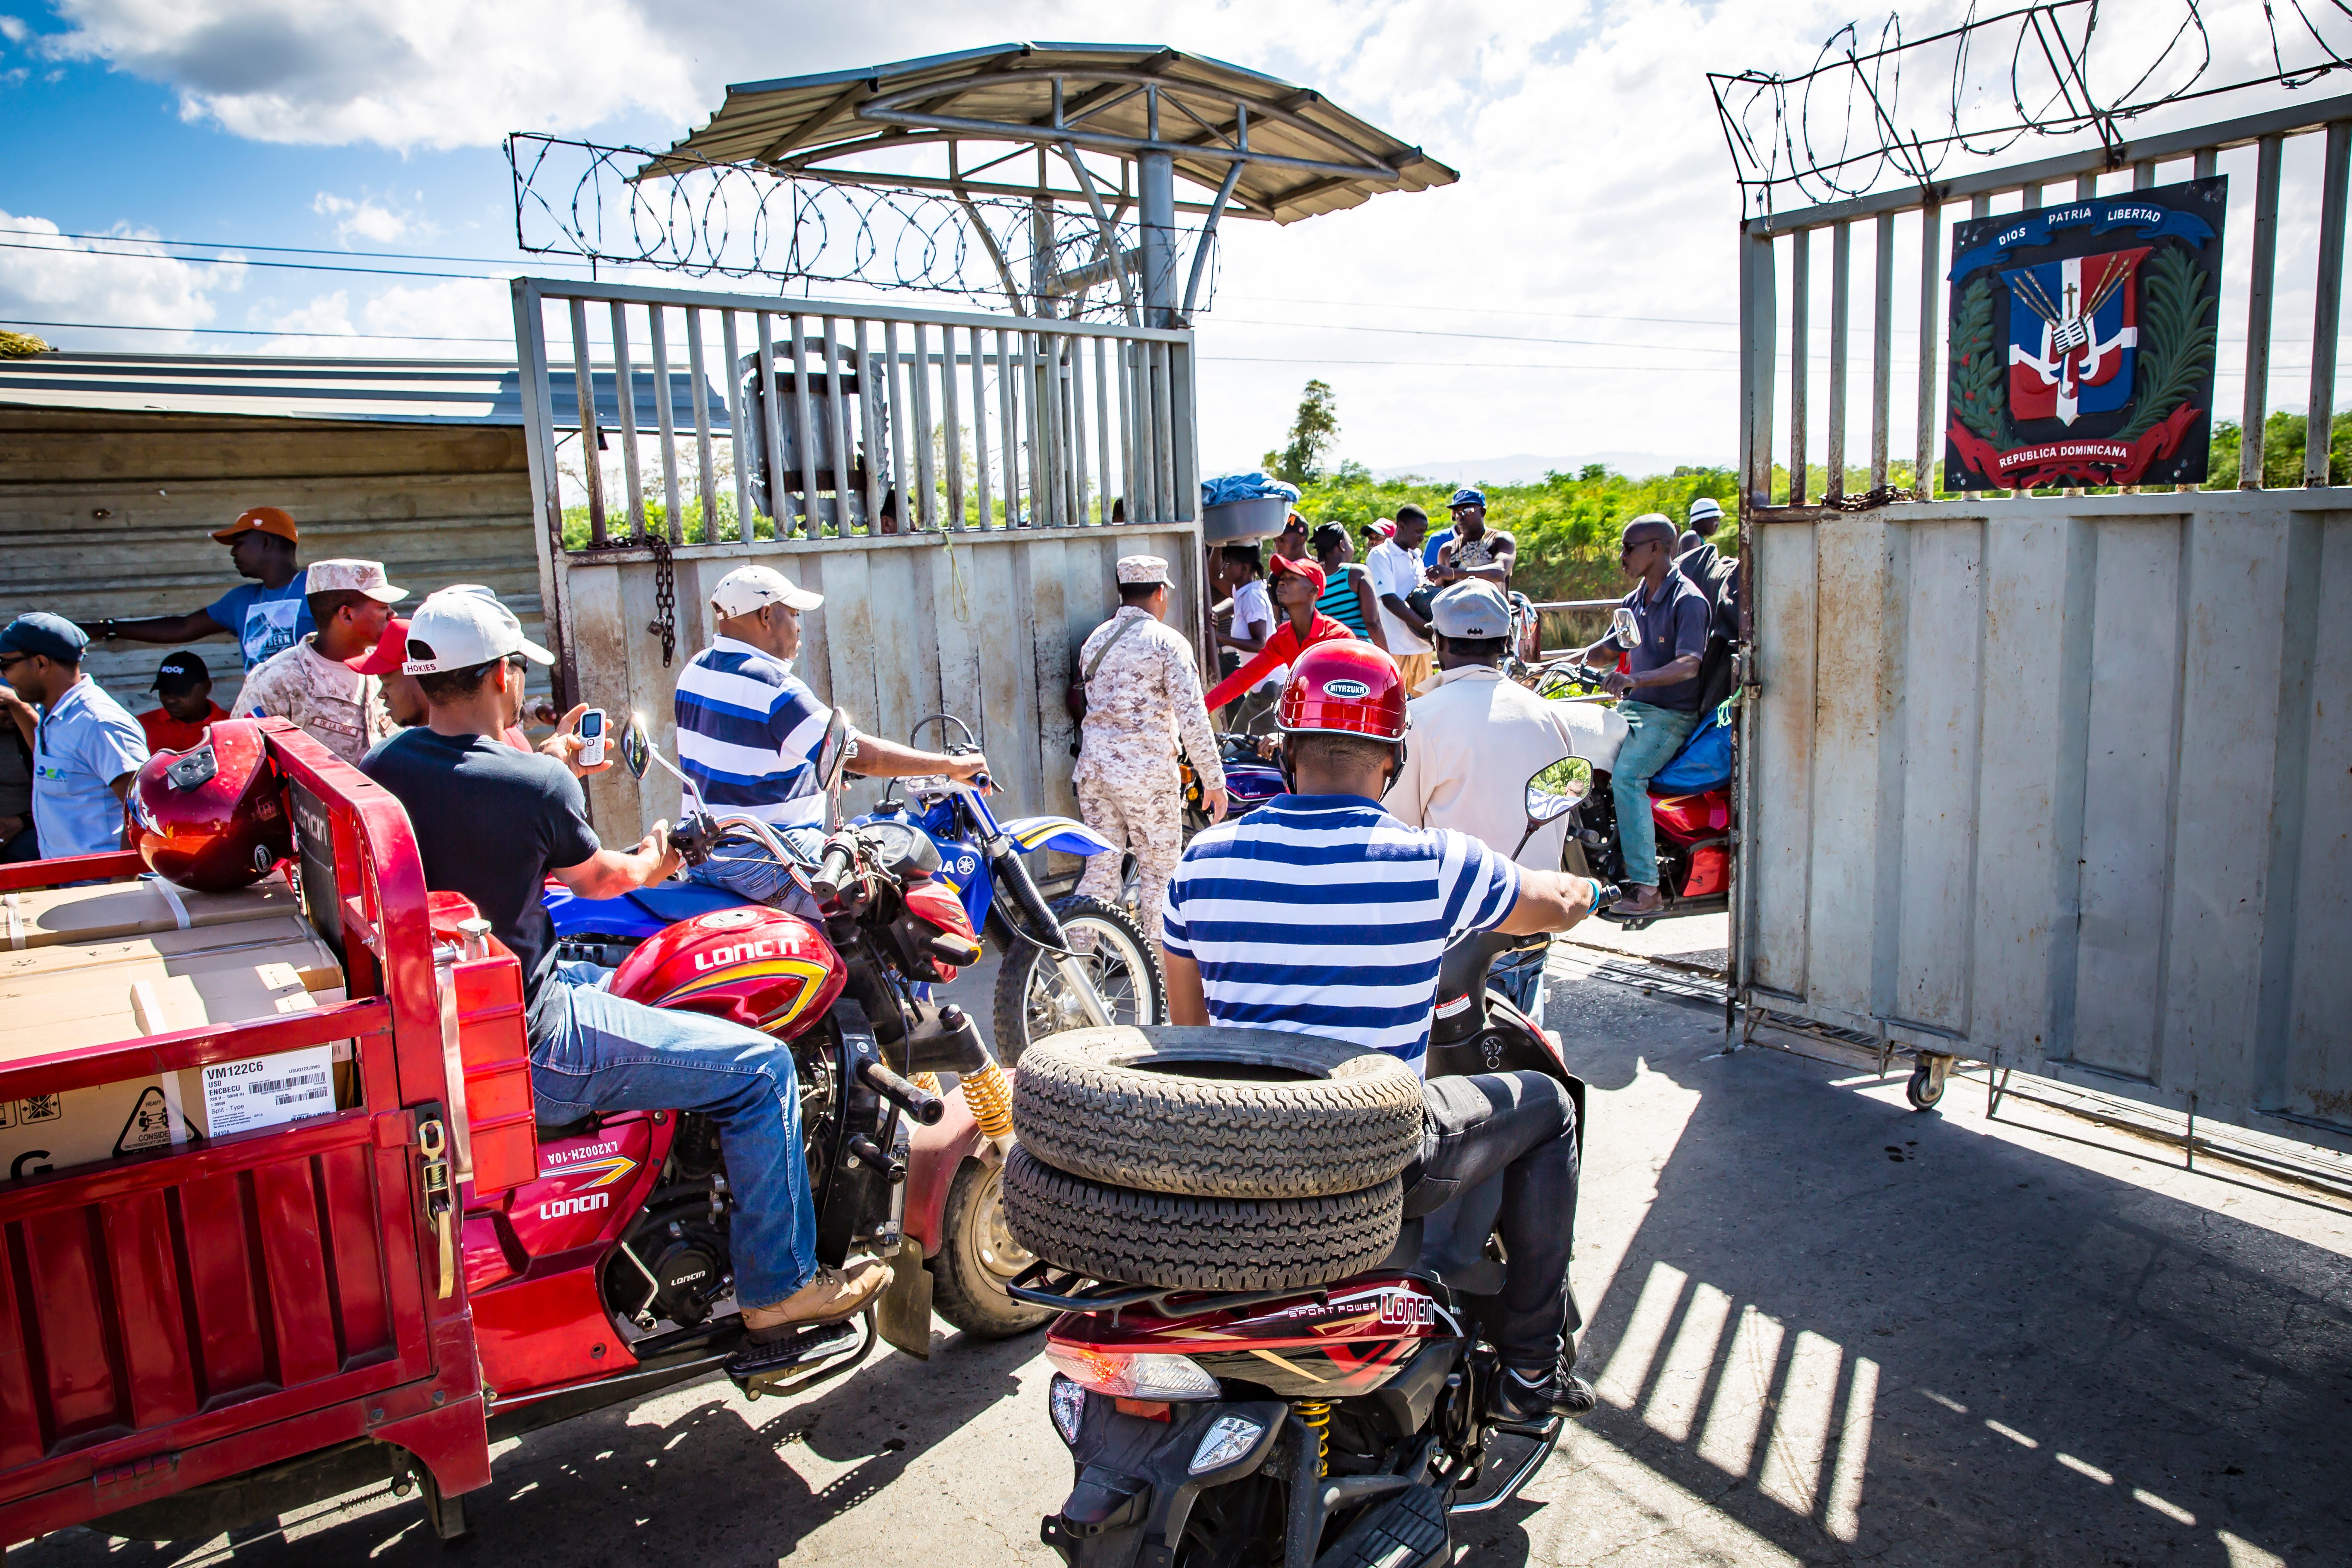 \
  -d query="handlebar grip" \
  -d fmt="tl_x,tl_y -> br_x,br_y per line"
1591,881 -> 1623,912
858,1060 -> 946,1126
813,842 -> 857,899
